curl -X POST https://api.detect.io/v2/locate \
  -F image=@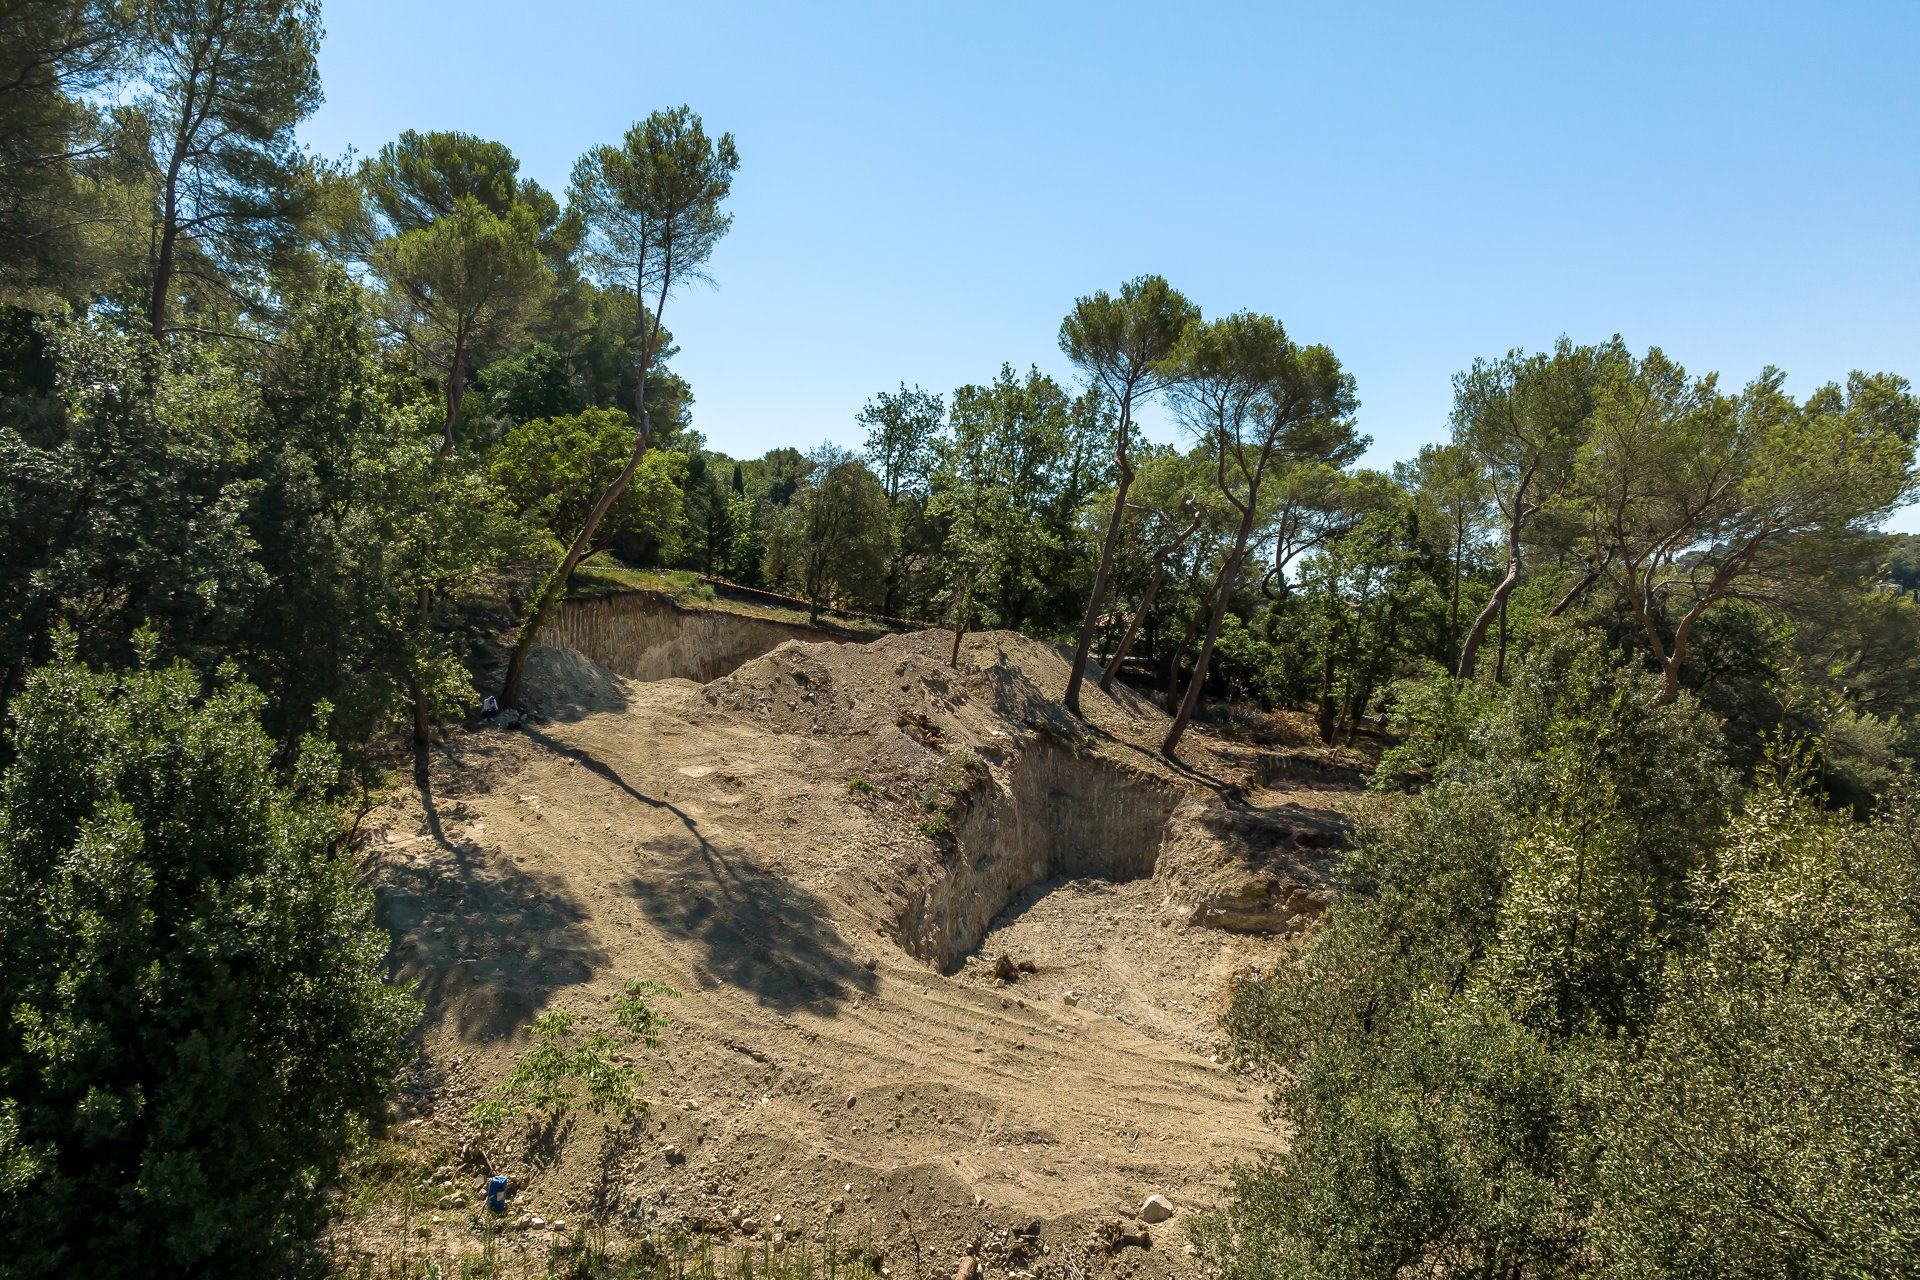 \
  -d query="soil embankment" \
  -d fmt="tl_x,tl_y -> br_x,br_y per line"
547,589 -> 834,683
